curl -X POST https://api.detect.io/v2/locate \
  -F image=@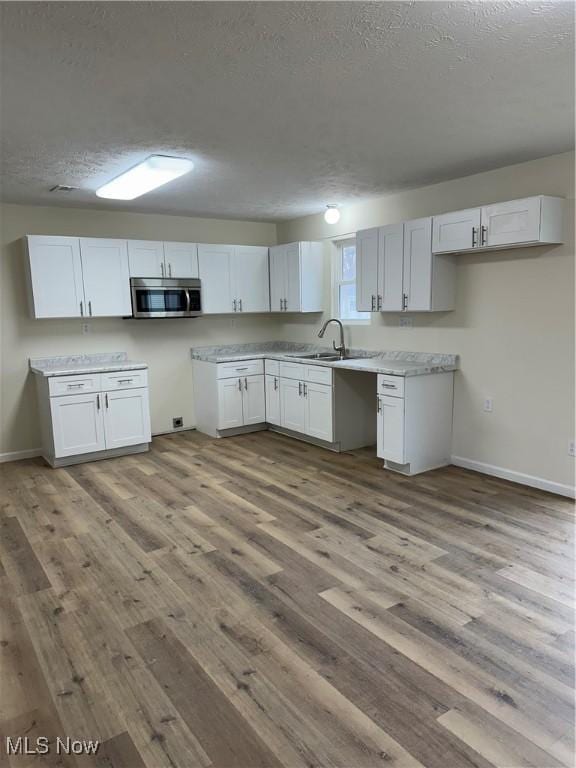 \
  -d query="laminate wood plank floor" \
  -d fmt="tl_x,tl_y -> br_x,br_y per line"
0,430 -> 574,768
